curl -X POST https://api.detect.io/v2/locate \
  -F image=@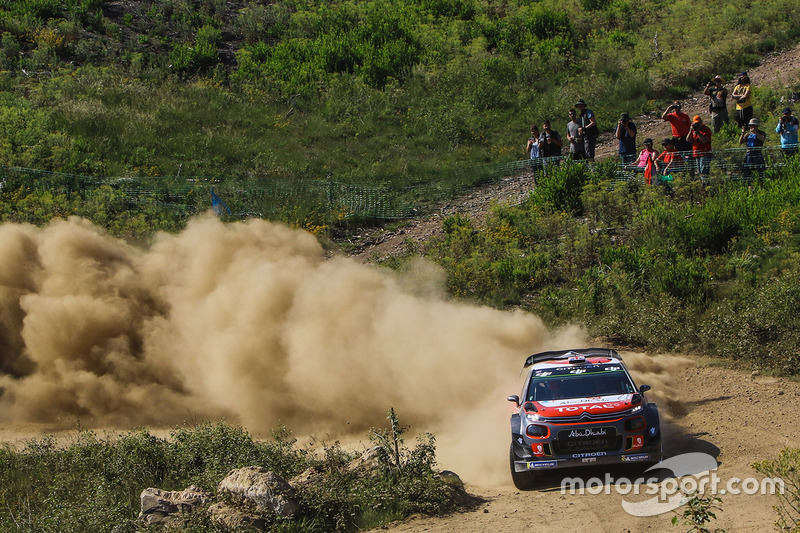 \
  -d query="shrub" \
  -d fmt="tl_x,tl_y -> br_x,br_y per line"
752,448 -> 800,532
170,24 -> 221,74
530,161 -> 594,215
0,420 -> 461,533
